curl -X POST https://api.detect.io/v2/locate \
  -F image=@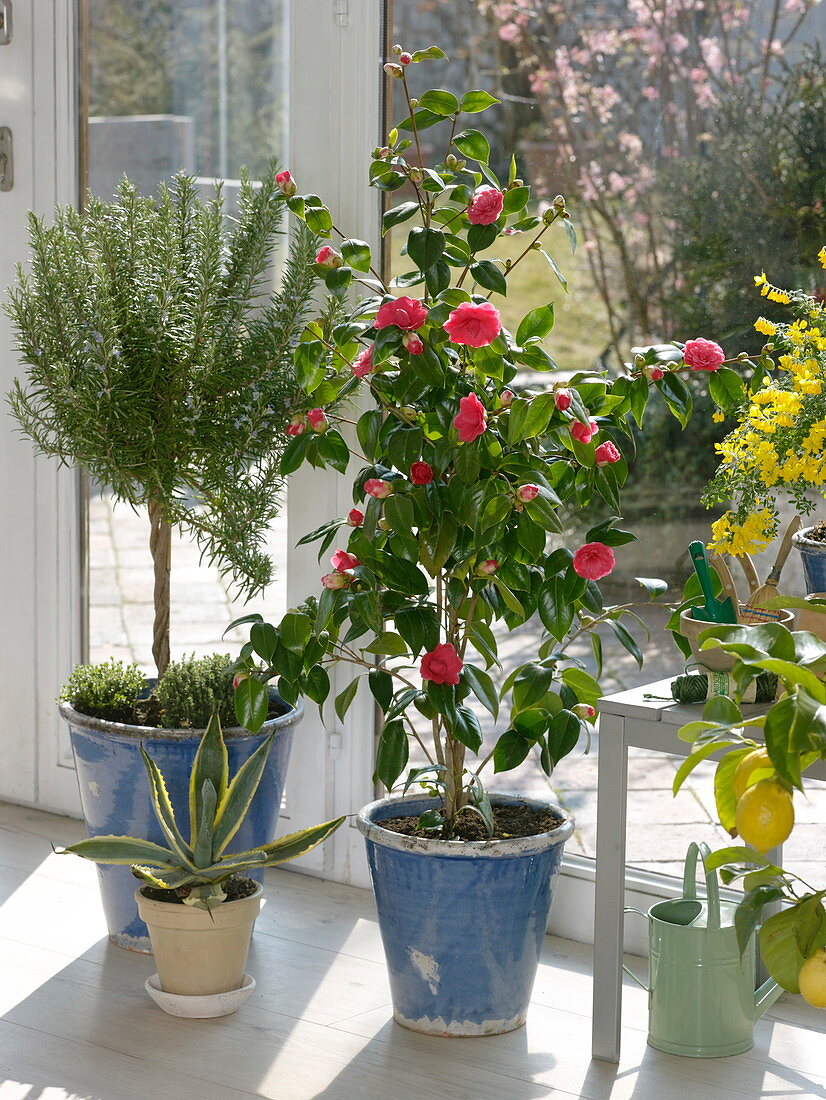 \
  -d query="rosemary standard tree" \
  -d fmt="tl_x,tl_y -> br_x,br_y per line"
6,169 -> 316,676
